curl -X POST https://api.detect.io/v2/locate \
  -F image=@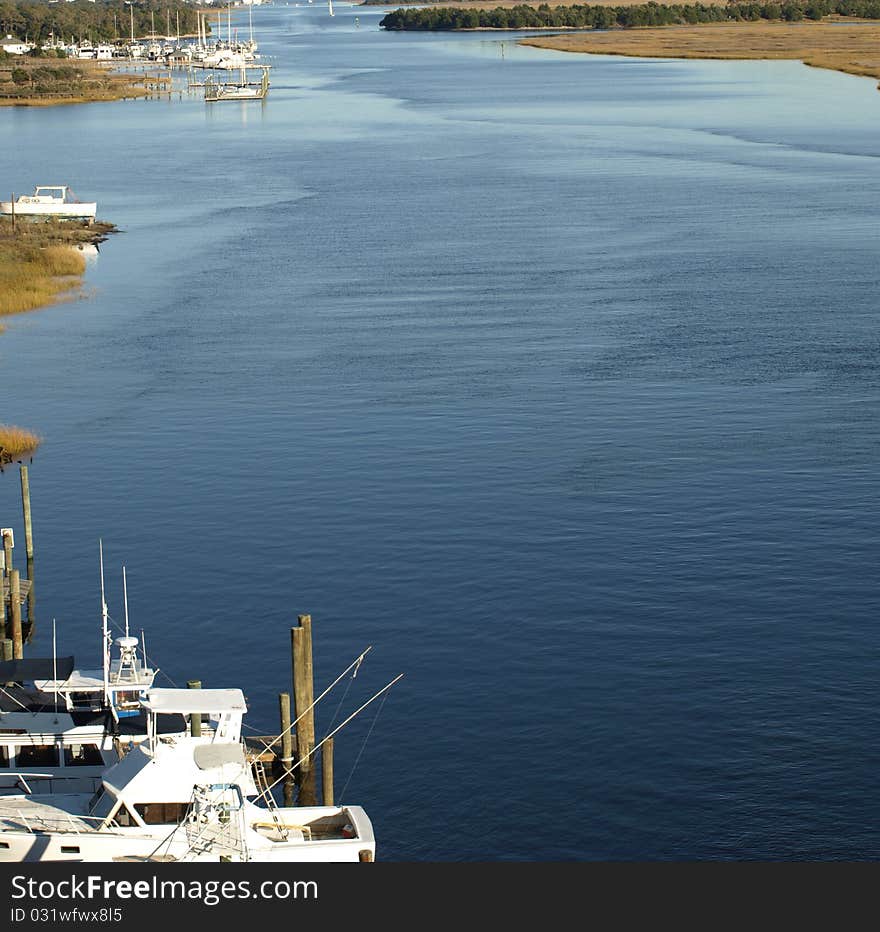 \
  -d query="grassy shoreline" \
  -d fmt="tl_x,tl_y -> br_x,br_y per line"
0,217 -> 114,323
0,58 -> 147,107
0,217 -> 114,461
520,22 -> 880,83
